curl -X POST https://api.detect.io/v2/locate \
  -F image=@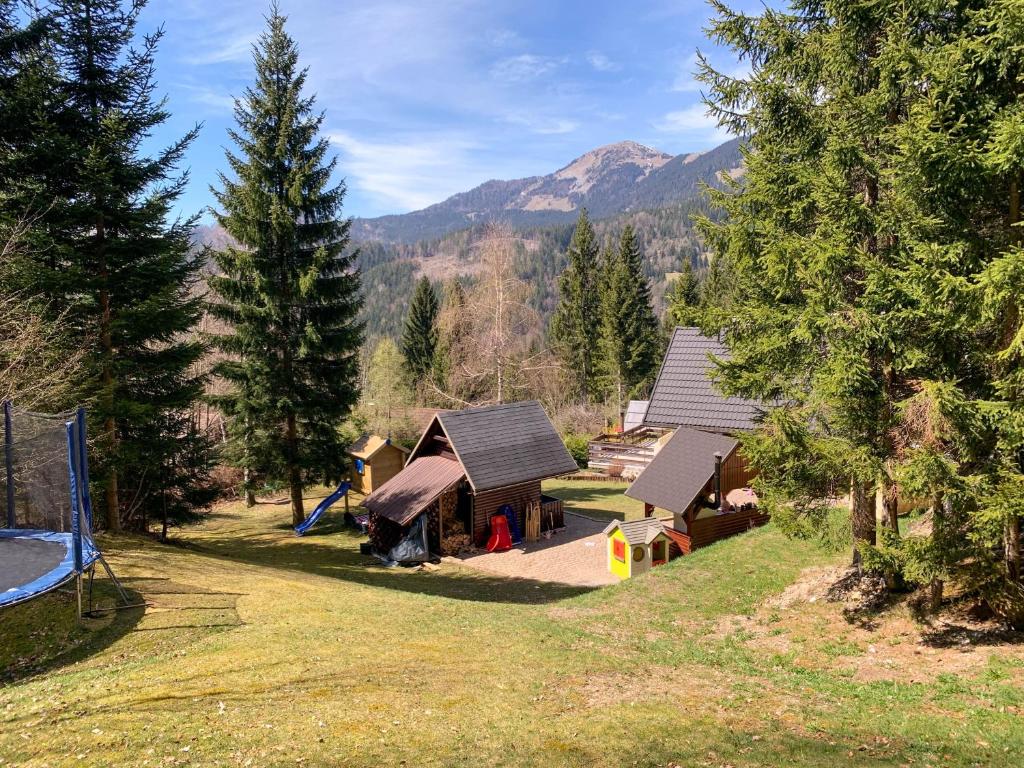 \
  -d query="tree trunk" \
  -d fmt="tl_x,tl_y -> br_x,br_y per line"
927,493 -> 945,613
243,466 -> 256,508
882,470 -> 900,534
98,221 -> 121,532
850,478 -> 876,567
1007,516 -> 1021,583
287,412 -> 304,525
